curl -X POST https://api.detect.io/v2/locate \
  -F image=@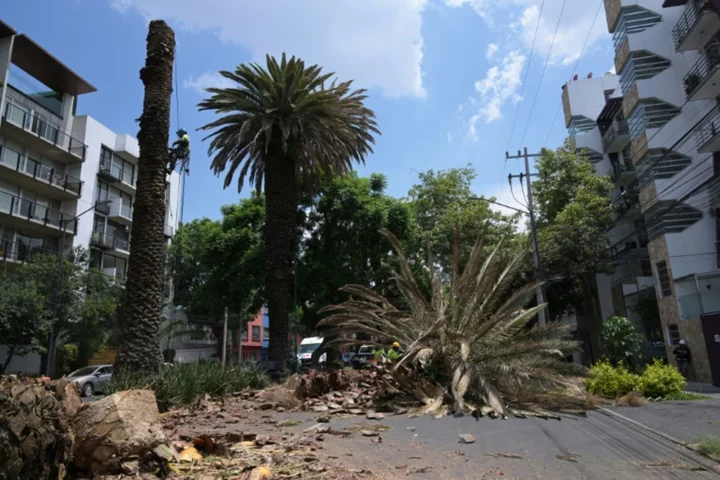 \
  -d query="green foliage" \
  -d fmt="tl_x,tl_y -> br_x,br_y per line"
105,362 -> 270,412
298,172 -> 413,332
319,230 -> 584,416
629,288 -> 663,342
0,268 -> 49,373
638,360 -> 686,398
662,391 -> 710,401
56,343 -> 79,376
169,194 -> 265,330
602,316 -> 644,370
533,143 -> 615,318
586,361 -> 640,398
696,436 -> 720,460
